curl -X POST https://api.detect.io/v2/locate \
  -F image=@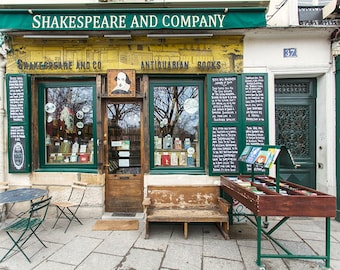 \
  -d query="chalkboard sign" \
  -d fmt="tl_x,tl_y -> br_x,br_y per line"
211,76 -> 238,122
246,126 -> 265,145
208,73 -> 268,175
6,74 -> 31,173
211,126 -> 239,173
8,76 -> 25,122
244,75 -> 265,122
